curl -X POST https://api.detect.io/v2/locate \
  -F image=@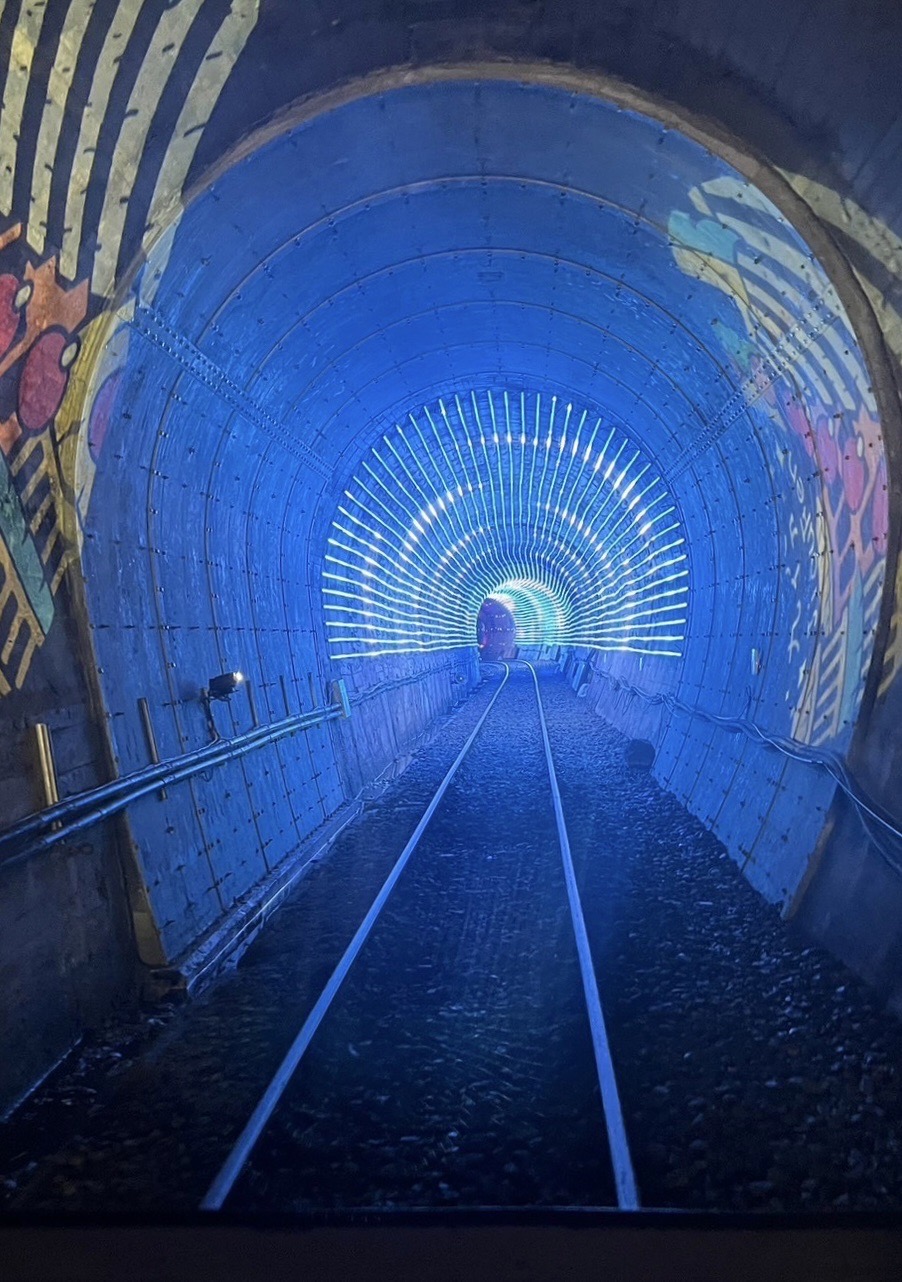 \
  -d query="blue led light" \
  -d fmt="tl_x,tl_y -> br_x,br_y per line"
324,389 -> 689,659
